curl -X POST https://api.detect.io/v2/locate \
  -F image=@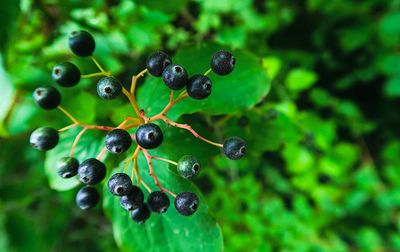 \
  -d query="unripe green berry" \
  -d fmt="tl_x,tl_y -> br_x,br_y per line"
177,155 -> 200,179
